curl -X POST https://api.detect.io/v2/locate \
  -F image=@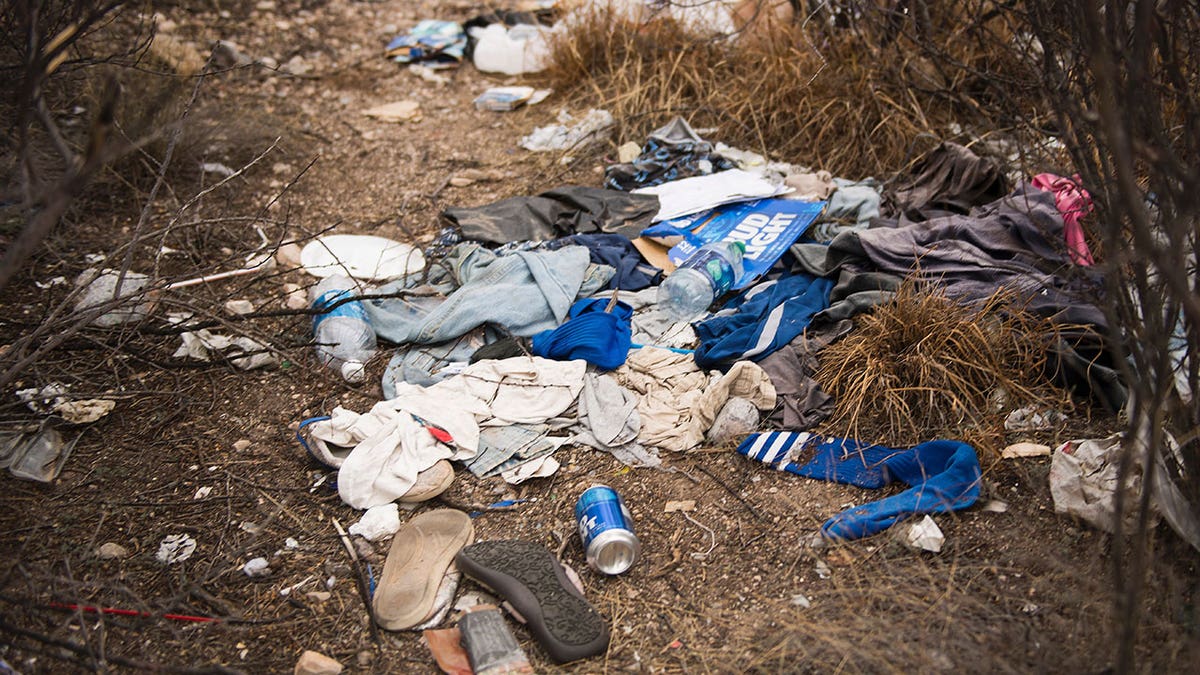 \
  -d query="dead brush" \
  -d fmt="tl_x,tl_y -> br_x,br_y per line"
814,281 -> 1067,452
540,2 -> 1045,178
